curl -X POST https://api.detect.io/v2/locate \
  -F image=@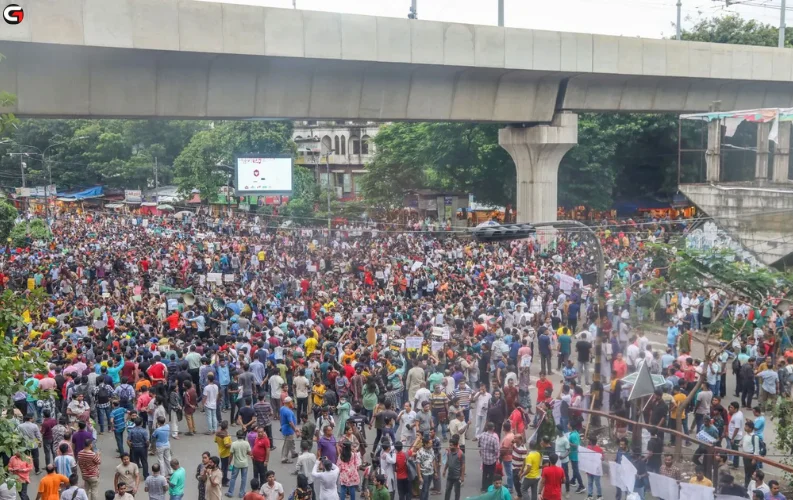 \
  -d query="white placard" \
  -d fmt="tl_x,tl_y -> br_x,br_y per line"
649,472 -> 679,500
207,273 -> 223,284
618,458 -> 638,493
223,274 -> 235,283
442,326 -> 450,340
308,265 -> 317,273
679,483 -> 714,500
411,261 -> 423,272
142,219 -> 148,227
431,341 -> 445,353
608,461 -> 622,490
405,336 -> 423,350
75,326 -> 88,337
578,448 -> 603,476
167,298 -> 179,311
